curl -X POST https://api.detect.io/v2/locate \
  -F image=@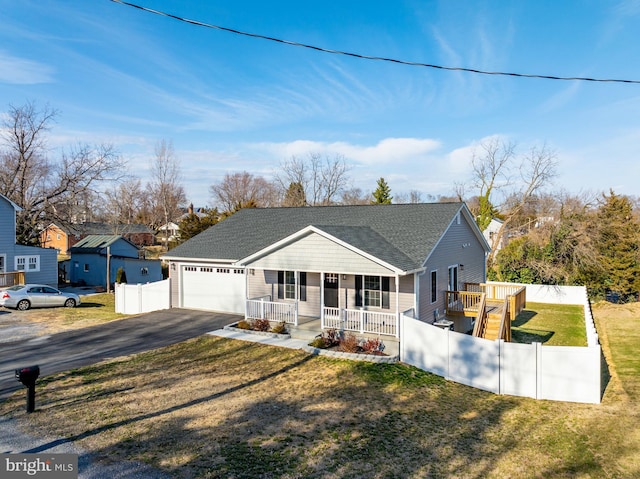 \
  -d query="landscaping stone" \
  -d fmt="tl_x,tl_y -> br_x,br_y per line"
302,345 -> 399,363
224,323 -> 291,339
